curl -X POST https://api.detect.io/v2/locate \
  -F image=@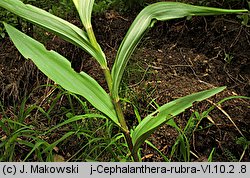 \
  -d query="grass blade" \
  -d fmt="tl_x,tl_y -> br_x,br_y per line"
43,132 -> 75,154
45,114 -> 106,134
23,140 -> 49,161
145,140 -> 170,162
